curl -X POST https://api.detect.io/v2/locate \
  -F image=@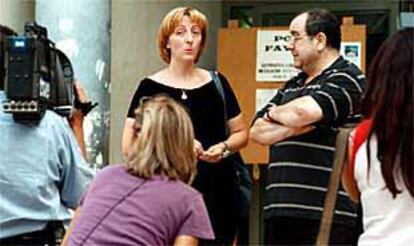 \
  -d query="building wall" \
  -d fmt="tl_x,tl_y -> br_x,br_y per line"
0,0 -> 34,32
